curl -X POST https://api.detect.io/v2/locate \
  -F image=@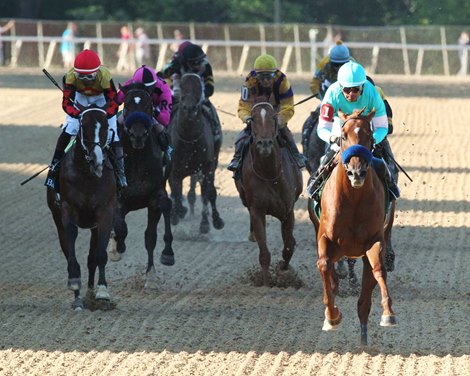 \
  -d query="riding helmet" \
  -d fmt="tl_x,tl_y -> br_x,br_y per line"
337,61 -> 366,87
133,65 -> 157,87
254,54 -> 278,72
182,43 -> 206,62
74,49 -> 101,74
329,41 -> 350,64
